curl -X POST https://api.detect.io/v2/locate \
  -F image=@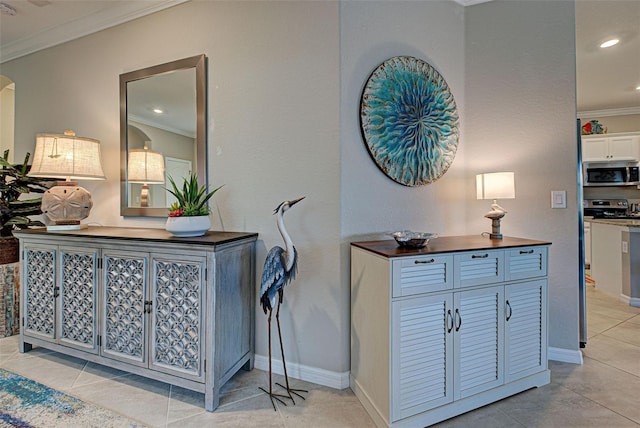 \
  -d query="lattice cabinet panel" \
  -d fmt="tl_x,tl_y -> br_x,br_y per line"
150,255 -> 205,380
59,248 -> 98,353
102,251 -> 147,366
23,245 -> 57,340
